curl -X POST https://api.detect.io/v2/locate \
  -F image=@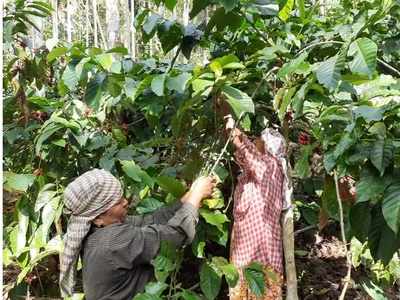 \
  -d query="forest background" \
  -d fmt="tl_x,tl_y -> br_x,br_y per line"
2,0 -> 400,299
